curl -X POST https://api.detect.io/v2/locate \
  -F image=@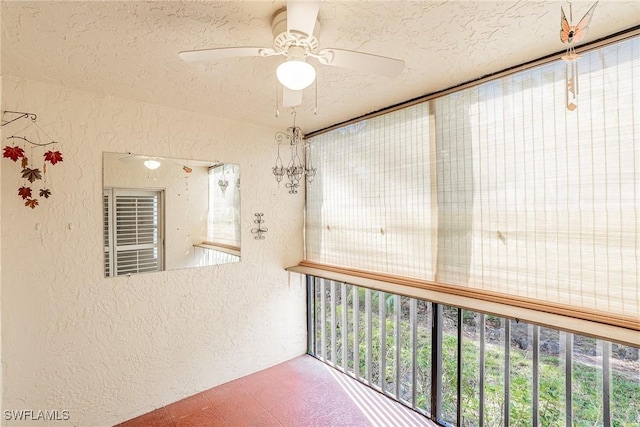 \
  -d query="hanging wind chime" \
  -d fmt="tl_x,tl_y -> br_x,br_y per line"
1,111 -> 64,209
559,1 -> 598,111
